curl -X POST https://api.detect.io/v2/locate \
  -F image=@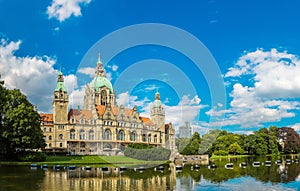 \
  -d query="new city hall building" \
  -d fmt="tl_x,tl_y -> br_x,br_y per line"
40,55 -> 176,156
